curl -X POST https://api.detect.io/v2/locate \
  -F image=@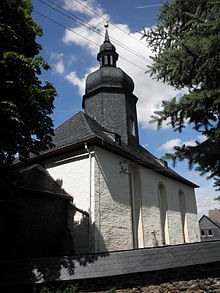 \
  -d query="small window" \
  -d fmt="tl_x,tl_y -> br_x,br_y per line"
104,55 -> 108,65
128,117 -> 135,136
201,230 -> 205,236
208,229 -> 213,236
110,55 -> 113,65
